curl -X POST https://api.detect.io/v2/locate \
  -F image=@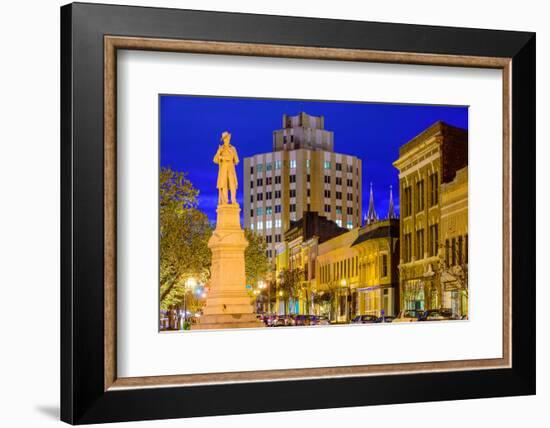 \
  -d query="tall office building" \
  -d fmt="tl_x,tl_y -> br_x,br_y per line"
243,112 -> 362,260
